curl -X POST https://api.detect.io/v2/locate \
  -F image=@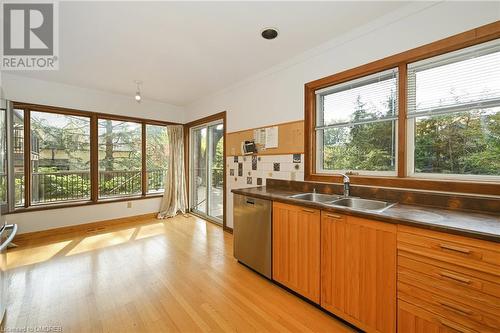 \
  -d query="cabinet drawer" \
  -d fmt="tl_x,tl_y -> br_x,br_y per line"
398,226 -> 500,276
399,282 -> 500,332
398,254 -> 500,300
399,300 -> 481,333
